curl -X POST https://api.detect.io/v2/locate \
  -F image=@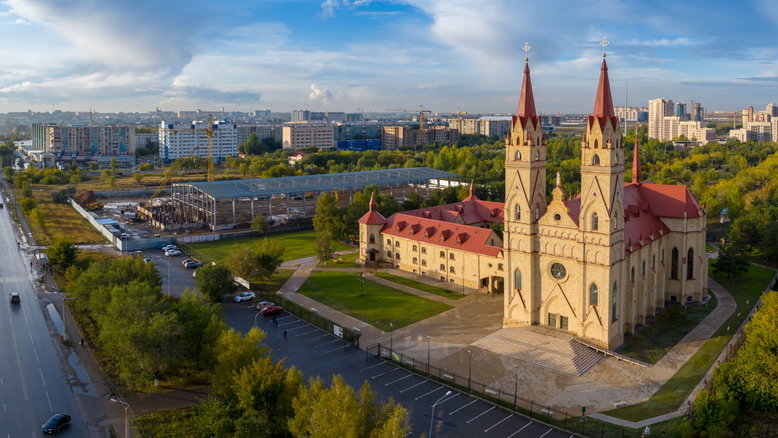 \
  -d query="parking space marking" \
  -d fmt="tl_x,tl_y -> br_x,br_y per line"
371,368 -> 400,379
314,338 -> 343,348
414,386 -> 442,401
432,392 -> 460,406
304,333 -> 332,343
278,320 -> 307,328
286,324 -> 315,333
505,420 -> 533,438
538,428 -> 552,438
484,414 -> 512,433
360,362 -> 388,373
323,343 -> 348,354
399,380 -> 428,393
275,315 -> 293,321
448,399 -> 477,415
293,328 -> 321,337
465,406 -> 495,424
384,374 -> 413,386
